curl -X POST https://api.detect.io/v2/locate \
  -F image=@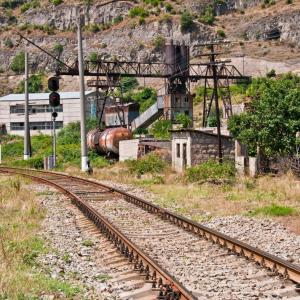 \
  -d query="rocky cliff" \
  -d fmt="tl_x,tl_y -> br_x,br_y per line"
0,0 -> 299,95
